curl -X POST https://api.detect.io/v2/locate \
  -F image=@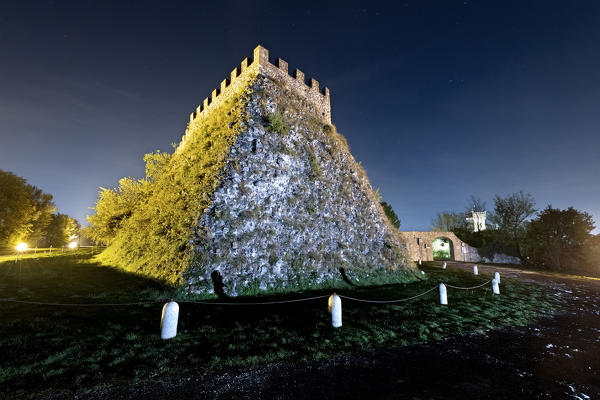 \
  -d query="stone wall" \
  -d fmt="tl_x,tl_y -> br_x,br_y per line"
183,73 -> 413,294
398,231 -> 480,263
